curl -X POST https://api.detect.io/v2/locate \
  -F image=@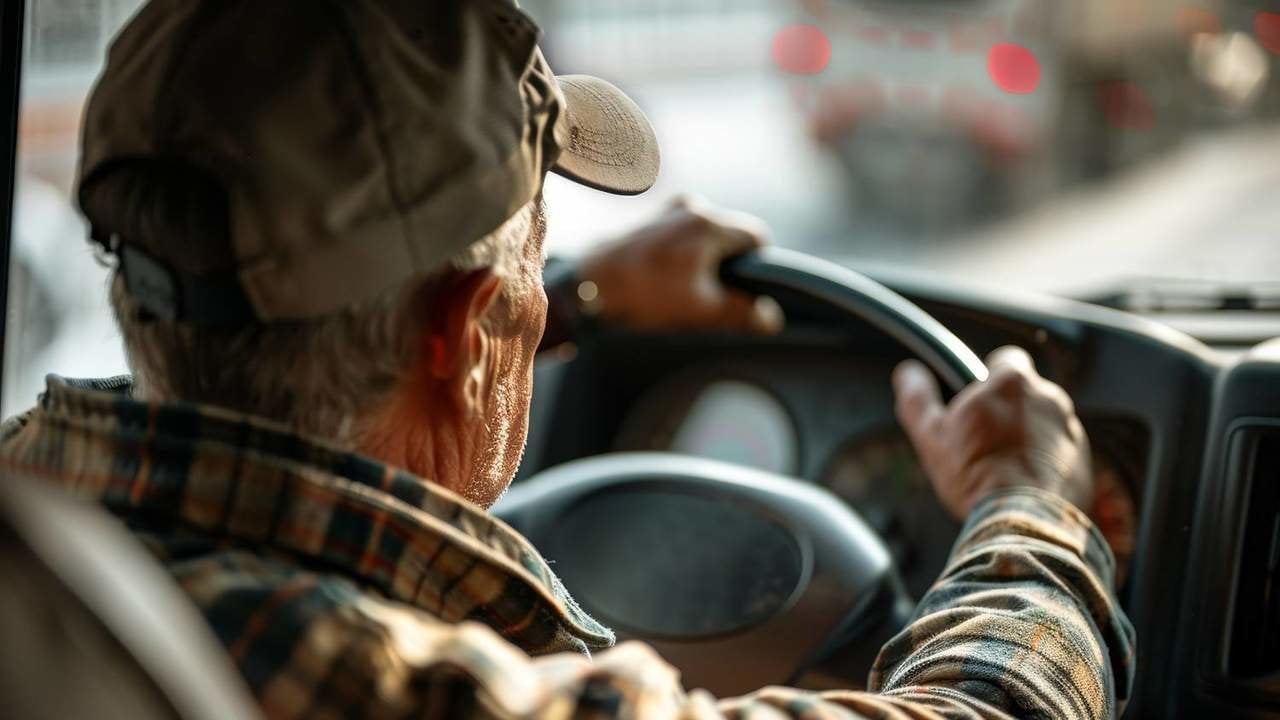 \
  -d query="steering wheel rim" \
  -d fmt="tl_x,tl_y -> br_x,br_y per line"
500,247 -> 989,693
721,247 -> 989,393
